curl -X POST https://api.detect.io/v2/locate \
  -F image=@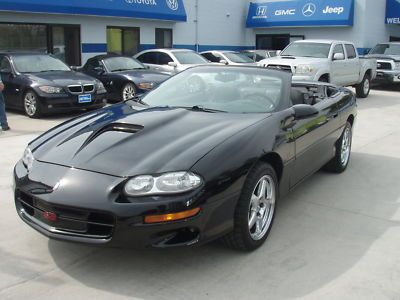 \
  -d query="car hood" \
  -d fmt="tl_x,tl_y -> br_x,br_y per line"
365,54 -> 400,61
259,56 -> 327,66
26,71 -> 96,86
32,104 -> 268,177
116,69 -> 170,83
